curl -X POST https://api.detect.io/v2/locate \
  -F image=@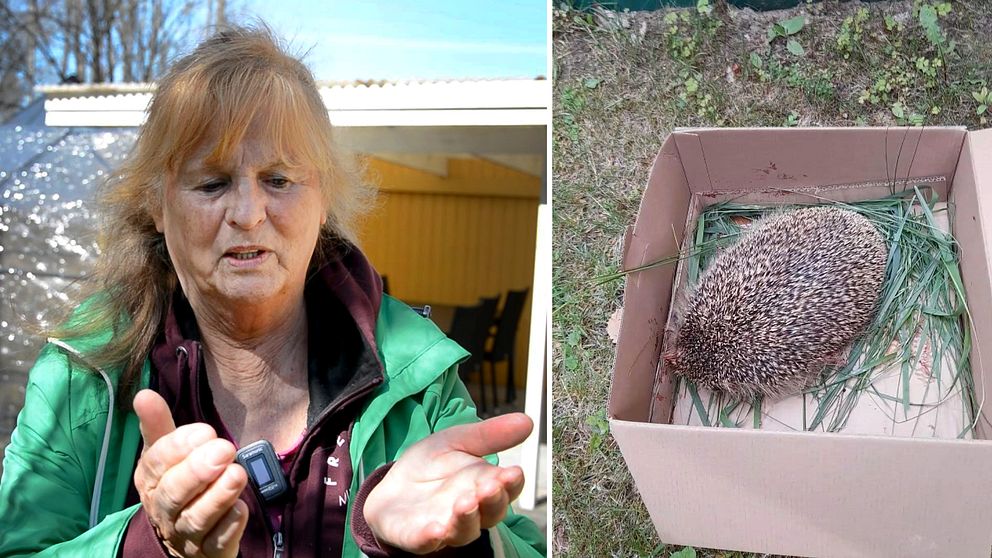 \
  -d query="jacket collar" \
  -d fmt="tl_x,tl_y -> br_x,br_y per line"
149,244 -> 385,425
